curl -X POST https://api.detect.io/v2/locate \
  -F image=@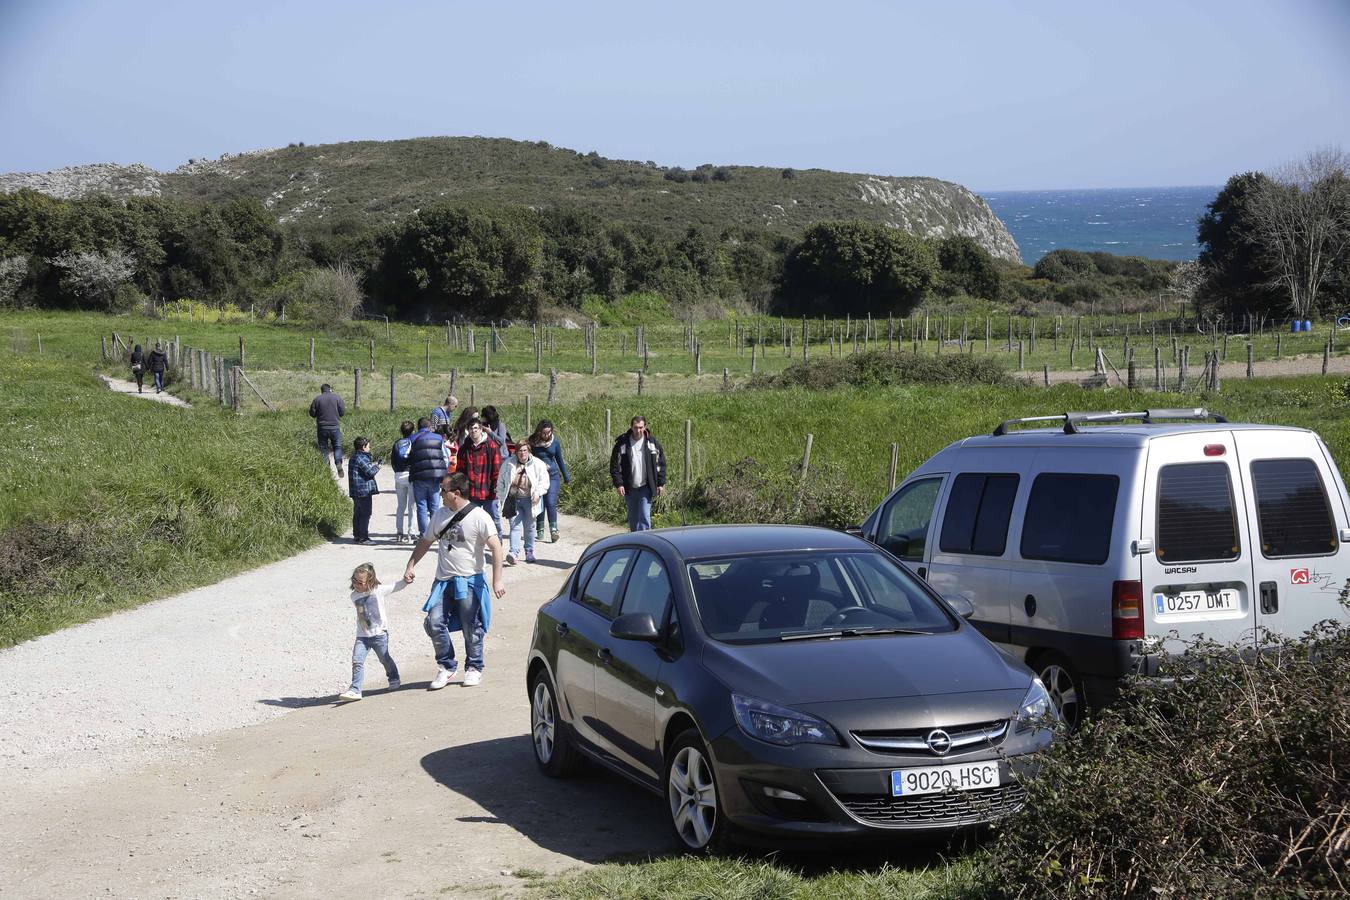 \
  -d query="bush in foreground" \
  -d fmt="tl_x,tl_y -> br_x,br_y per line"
984,604 -> 1350,898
